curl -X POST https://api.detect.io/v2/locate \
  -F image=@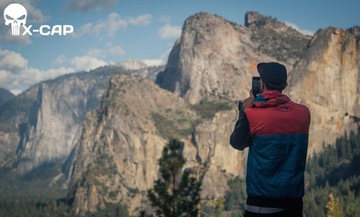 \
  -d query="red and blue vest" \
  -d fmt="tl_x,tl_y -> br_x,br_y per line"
245,90 -> 310,198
